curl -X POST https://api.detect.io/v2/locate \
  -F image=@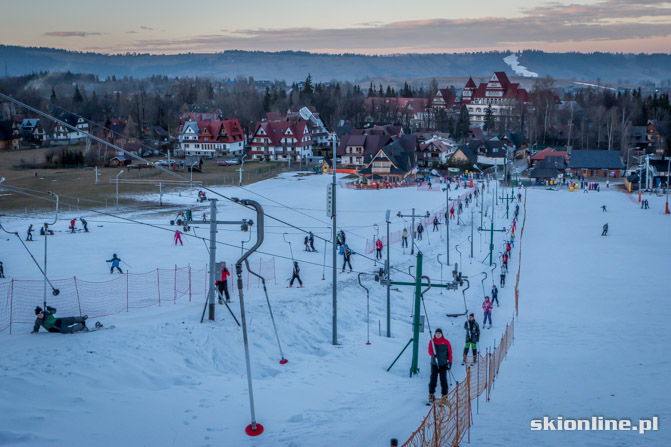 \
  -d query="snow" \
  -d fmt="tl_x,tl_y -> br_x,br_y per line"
1,174 -> 669,446
503,54 -> 538,78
